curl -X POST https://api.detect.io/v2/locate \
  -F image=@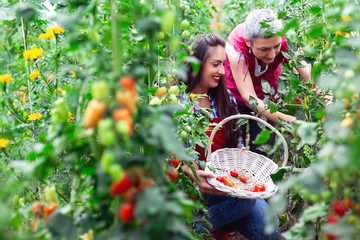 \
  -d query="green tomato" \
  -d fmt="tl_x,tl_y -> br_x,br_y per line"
92,80 -> 110,102
168,94 -> 178,104
168,85 -> 180,95
180,19 -> 190,30
99,130 -> 115,146
12,195 -> 19,207
185,126 -> 192,133
157,31 -> 165,40
100,150 -> 115,172
44,186 -> 58,203
108,163 -> 123,181
149,96 -> 162,105
115,121 -> 130,136
180,130 -> 188,140
98,118 -> 113,132
19,198 -> 25,207
182,30 -> 190,39
160,10 -> 176,34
